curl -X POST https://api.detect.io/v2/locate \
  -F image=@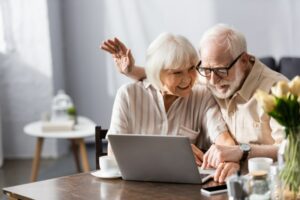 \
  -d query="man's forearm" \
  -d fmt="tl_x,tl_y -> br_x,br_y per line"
126,66 -> 146,81
215,131 -> 236,146
249,144 -> 278,161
